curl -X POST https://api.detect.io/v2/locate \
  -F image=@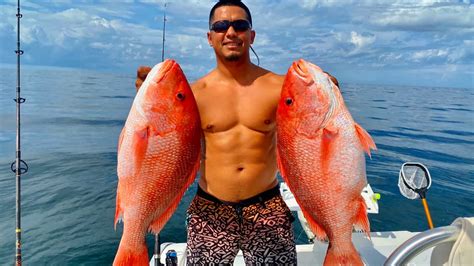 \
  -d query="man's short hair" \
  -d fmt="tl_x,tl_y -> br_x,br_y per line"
209,0 -> 252,29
